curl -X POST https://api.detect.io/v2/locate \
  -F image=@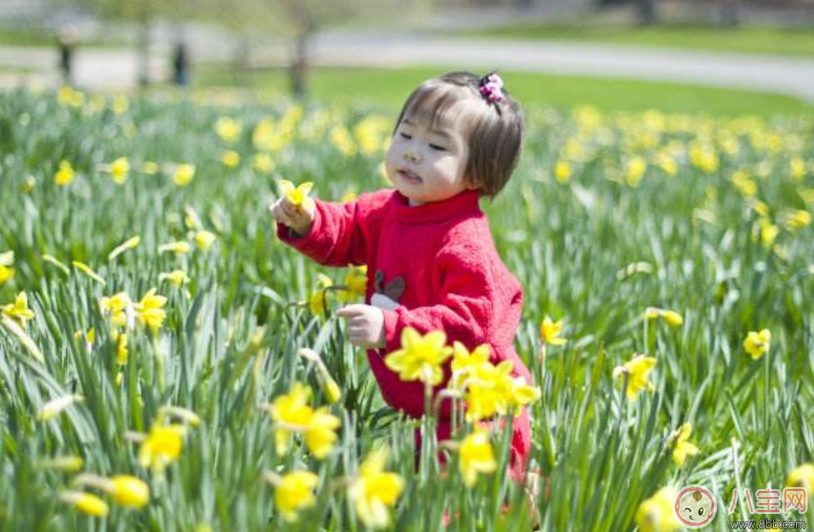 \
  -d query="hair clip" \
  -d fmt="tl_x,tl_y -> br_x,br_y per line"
479,72 -> 504,104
